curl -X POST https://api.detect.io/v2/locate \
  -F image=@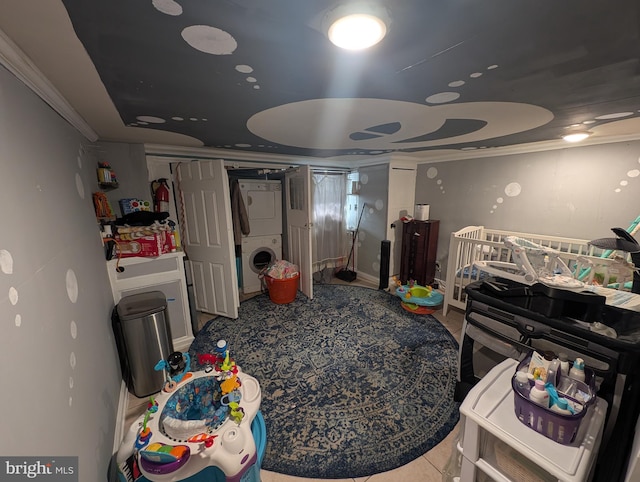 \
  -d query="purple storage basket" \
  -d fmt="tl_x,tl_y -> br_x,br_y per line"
512,355 -> 596,445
